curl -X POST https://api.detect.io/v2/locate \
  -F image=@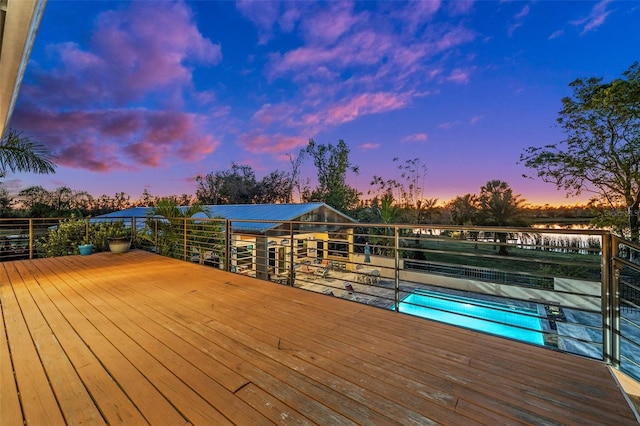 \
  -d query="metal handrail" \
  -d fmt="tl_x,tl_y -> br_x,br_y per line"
0,216 -> 638,383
